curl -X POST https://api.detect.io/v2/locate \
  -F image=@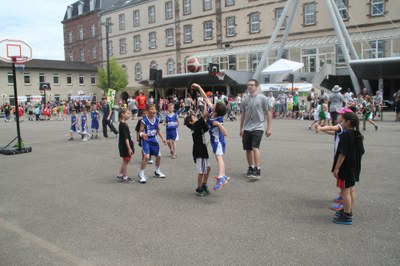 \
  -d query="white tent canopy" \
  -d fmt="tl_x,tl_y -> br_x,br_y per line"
260,82 -> 313,93
261,59 -> 304,75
